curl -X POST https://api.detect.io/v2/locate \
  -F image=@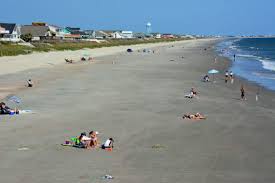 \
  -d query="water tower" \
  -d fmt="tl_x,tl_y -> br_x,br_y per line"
146,22 -> 152,35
